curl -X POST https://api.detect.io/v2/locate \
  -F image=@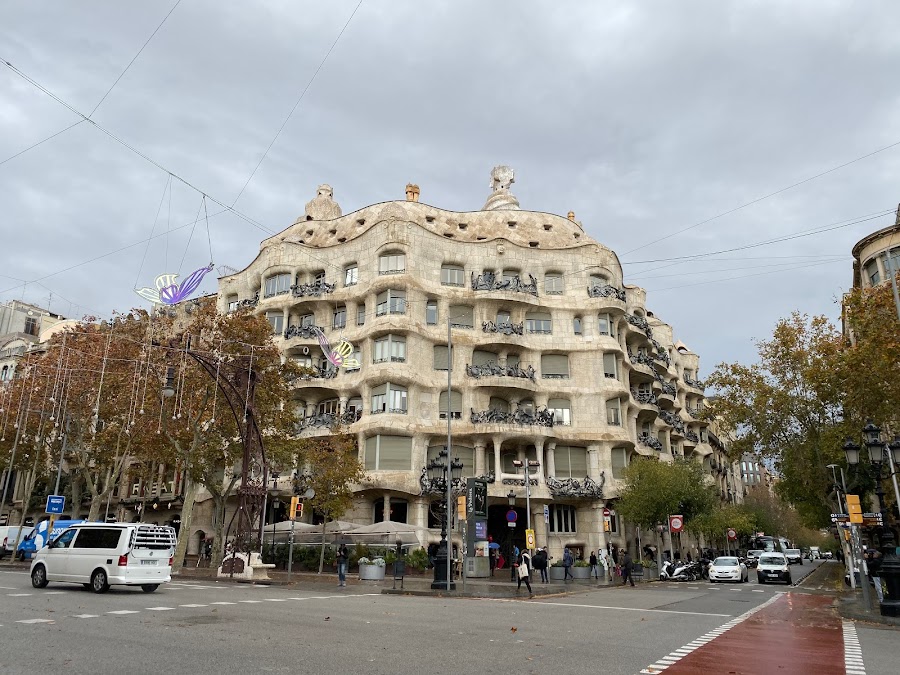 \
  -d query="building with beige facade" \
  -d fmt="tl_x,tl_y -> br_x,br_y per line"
211,167 -> 730,563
